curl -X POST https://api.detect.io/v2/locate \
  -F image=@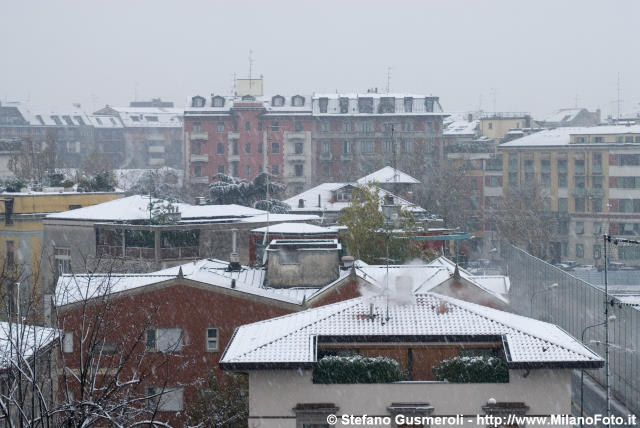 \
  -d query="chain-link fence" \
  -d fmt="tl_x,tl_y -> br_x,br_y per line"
501,243 -> 640,416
